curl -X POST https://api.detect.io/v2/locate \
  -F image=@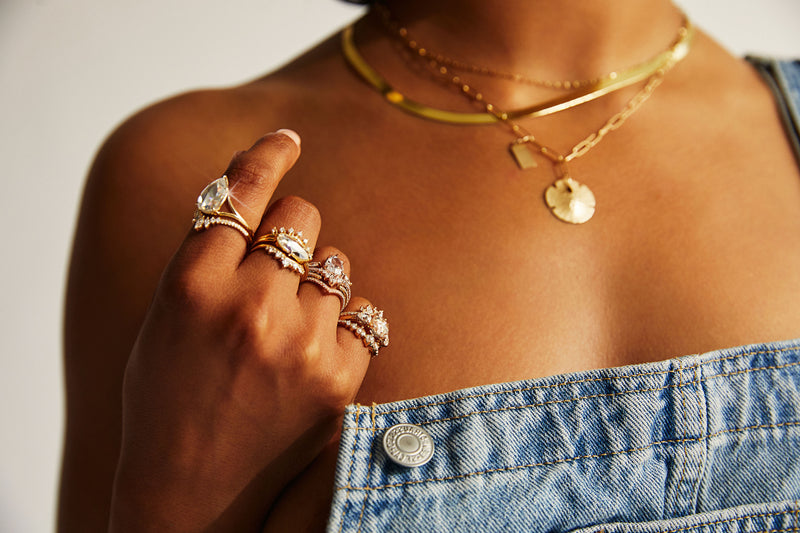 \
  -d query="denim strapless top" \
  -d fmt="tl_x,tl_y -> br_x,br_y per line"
327,339 -> 800,532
